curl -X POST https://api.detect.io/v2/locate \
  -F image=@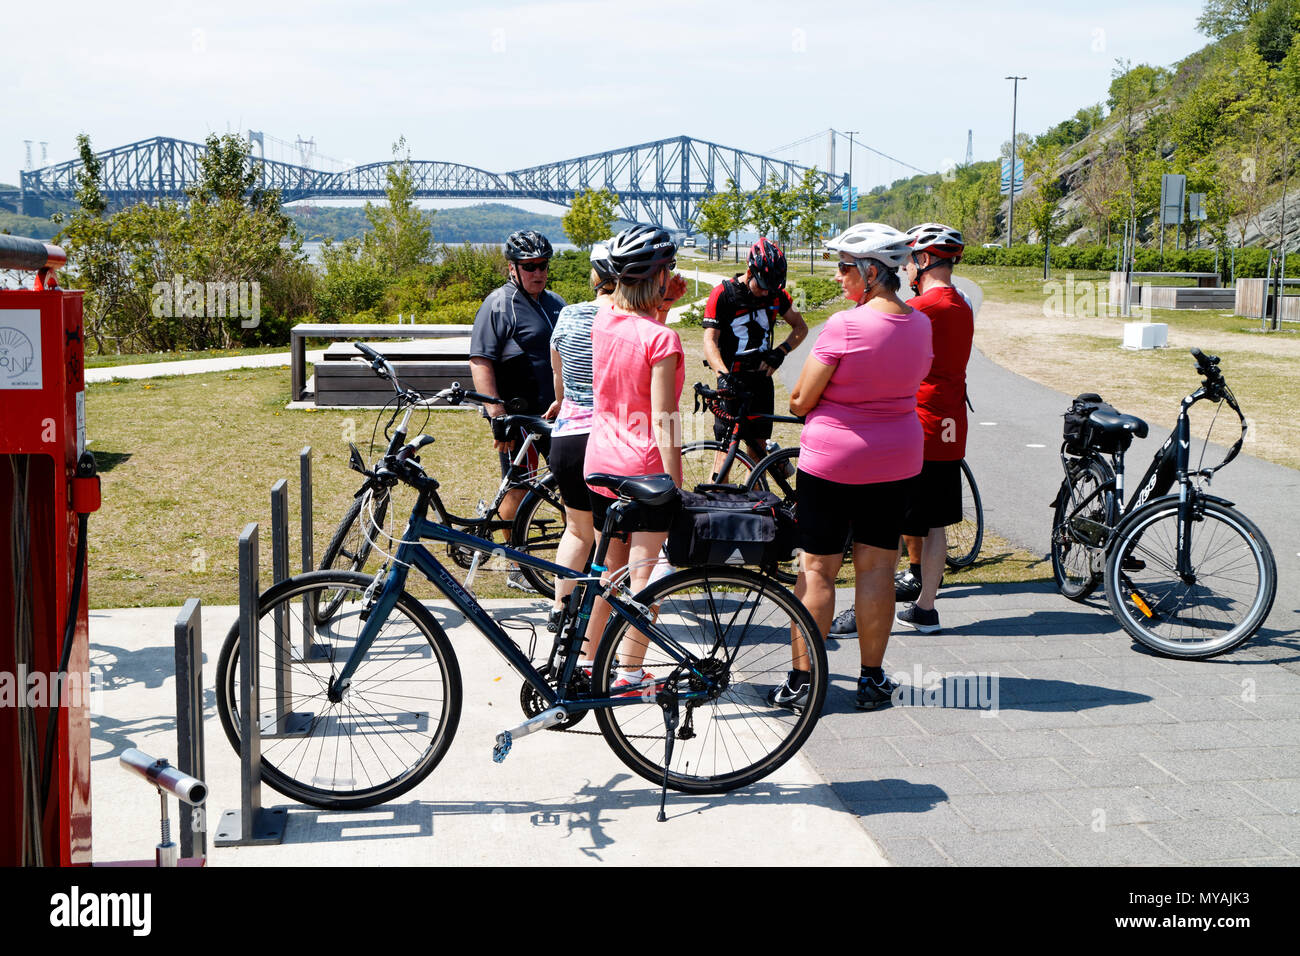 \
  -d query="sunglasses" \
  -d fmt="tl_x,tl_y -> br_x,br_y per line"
517,261 -> 549,273
836,261 -> 858,275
